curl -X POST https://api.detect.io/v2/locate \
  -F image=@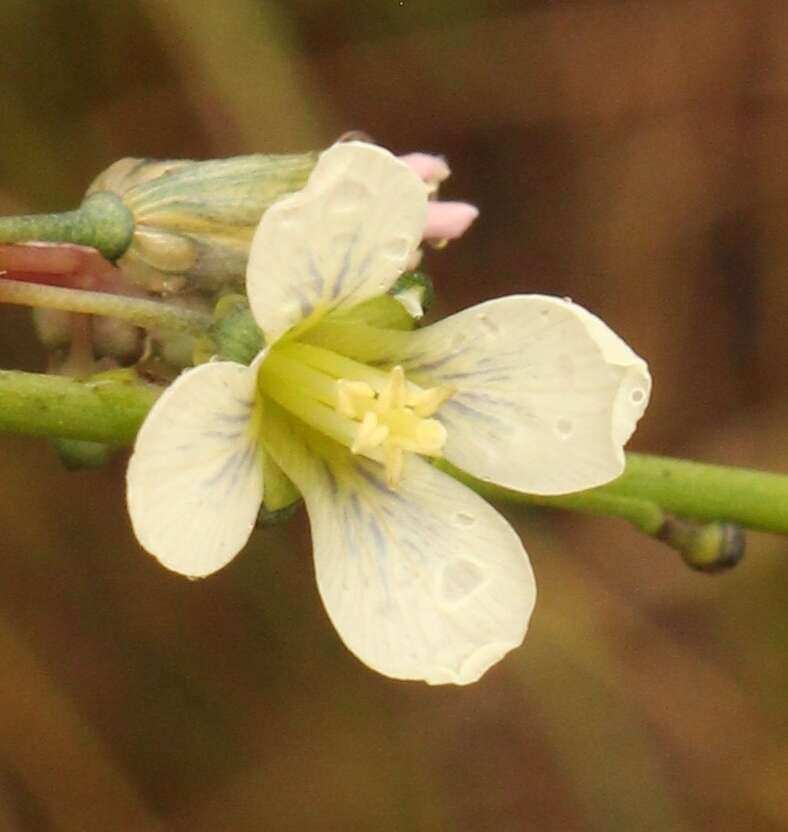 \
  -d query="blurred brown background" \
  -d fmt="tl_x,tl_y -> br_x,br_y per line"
1,1 -> 787,829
